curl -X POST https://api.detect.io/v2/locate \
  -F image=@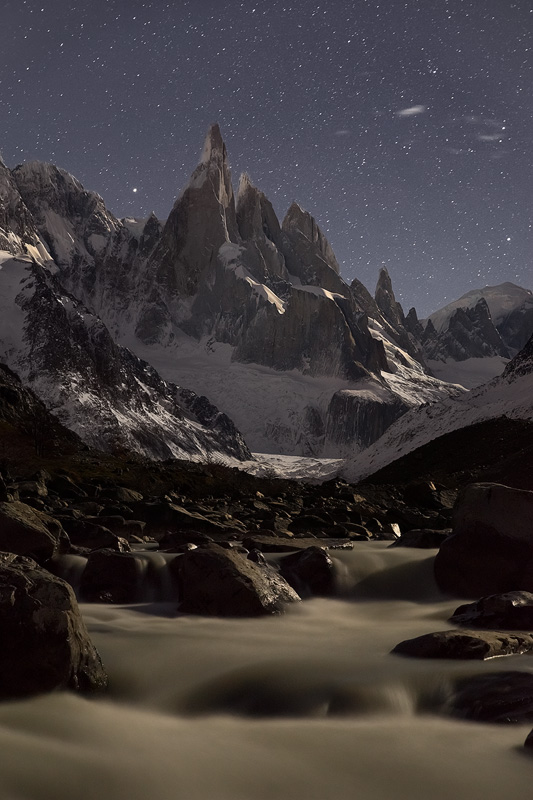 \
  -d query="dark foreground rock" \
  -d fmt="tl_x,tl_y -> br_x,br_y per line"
434,483 -> 533,598
242,535 -> 353,553
278,546 -> 336,597
392,629 -> 533,660
0,552 -> 107,697
450,592 -> 533,629
389,528 -> 450,549
176,544 -> 301,616
449,672 -> 533,723
0,501 -> 65,560
525,729 -> 533,750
